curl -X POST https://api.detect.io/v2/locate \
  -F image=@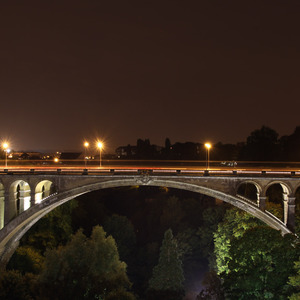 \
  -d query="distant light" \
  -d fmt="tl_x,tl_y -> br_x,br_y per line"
2,143 -> 8,149
84,141 -> 89,147
97,141 -> 103,149
205,143 -> 212,149
54,157 -> 59,163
